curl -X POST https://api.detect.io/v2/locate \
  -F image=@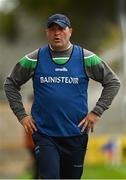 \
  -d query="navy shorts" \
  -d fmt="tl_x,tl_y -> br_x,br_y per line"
32,132 -> 88,179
